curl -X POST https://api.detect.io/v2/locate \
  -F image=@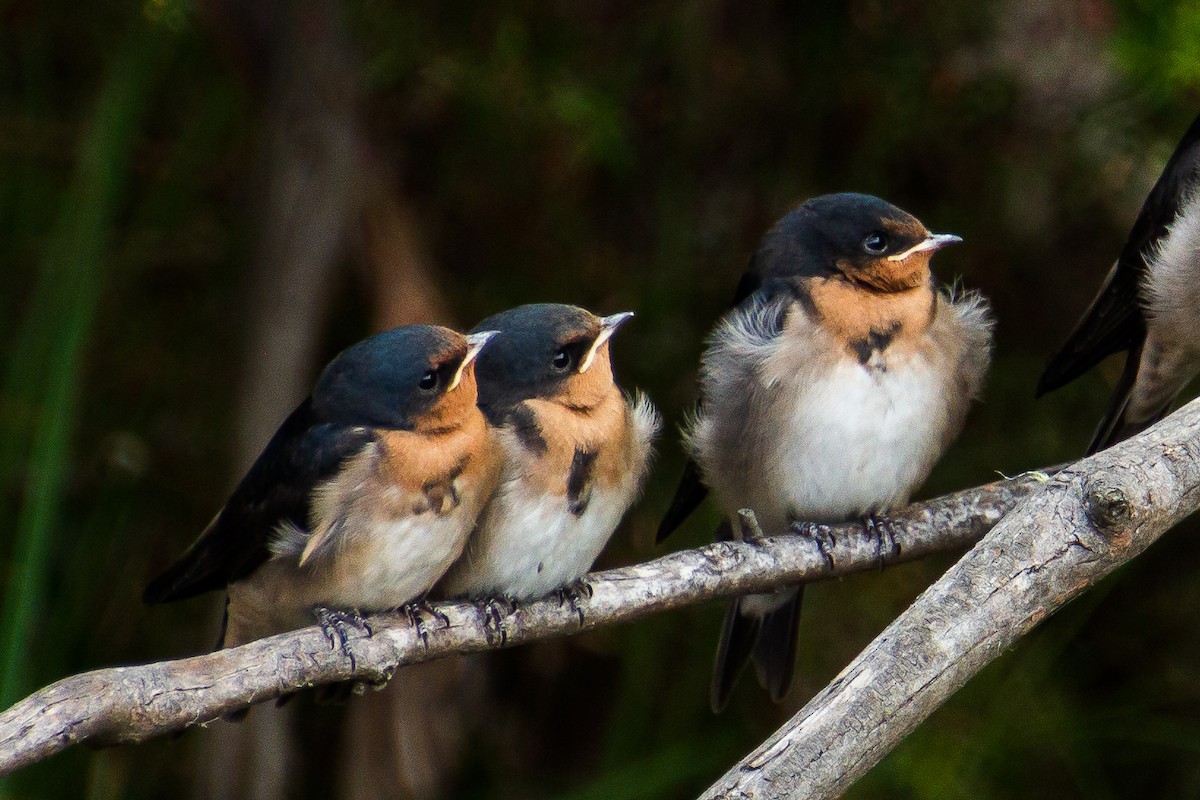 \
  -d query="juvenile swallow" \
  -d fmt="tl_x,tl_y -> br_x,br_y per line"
659,193 -> 993,710
438,304 -> 660,611
144,325 -> 501,654
1039,112 -> 1200,453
